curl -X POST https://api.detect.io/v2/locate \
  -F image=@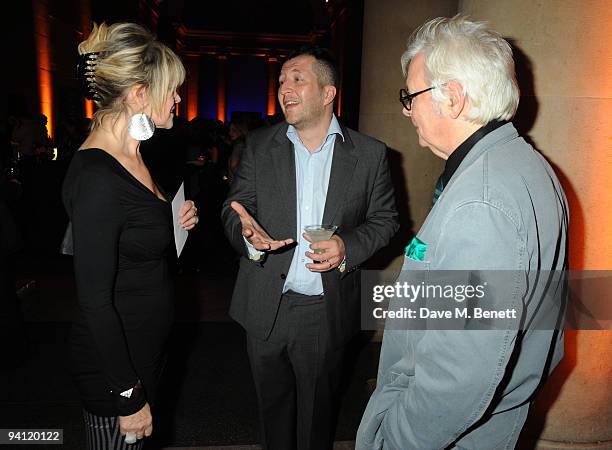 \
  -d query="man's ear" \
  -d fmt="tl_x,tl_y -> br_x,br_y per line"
445,80 -> 467,119
323,85 -> 337,107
